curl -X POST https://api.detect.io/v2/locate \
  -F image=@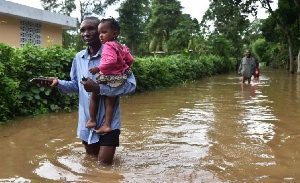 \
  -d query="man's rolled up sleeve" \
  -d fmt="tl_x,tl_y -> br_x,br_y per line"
98,74 -> 136,96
